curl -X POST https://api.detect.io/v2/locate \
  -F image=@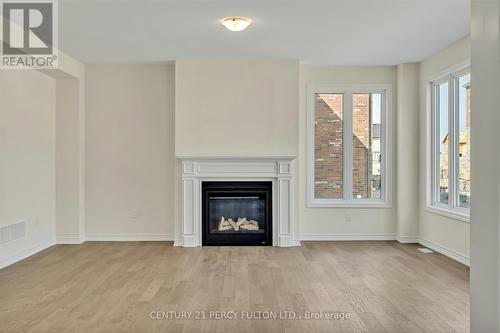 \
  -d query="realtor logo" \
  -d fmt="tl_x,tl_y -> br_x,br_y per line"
1,0 -> 58,69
